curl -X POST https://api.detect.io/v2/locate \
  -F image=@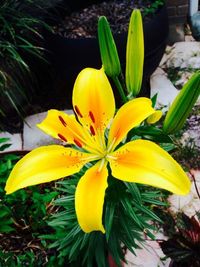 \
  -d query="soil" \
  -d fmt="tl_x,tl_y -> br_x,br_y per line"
0,232 -> 47,261
53,0 -> 155,38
